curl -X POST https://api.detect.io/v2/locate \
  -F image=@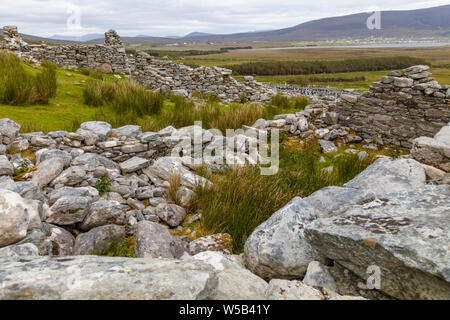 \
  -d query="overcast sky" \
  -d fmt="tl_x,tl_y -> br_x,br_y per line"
1,0 -> 449,37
